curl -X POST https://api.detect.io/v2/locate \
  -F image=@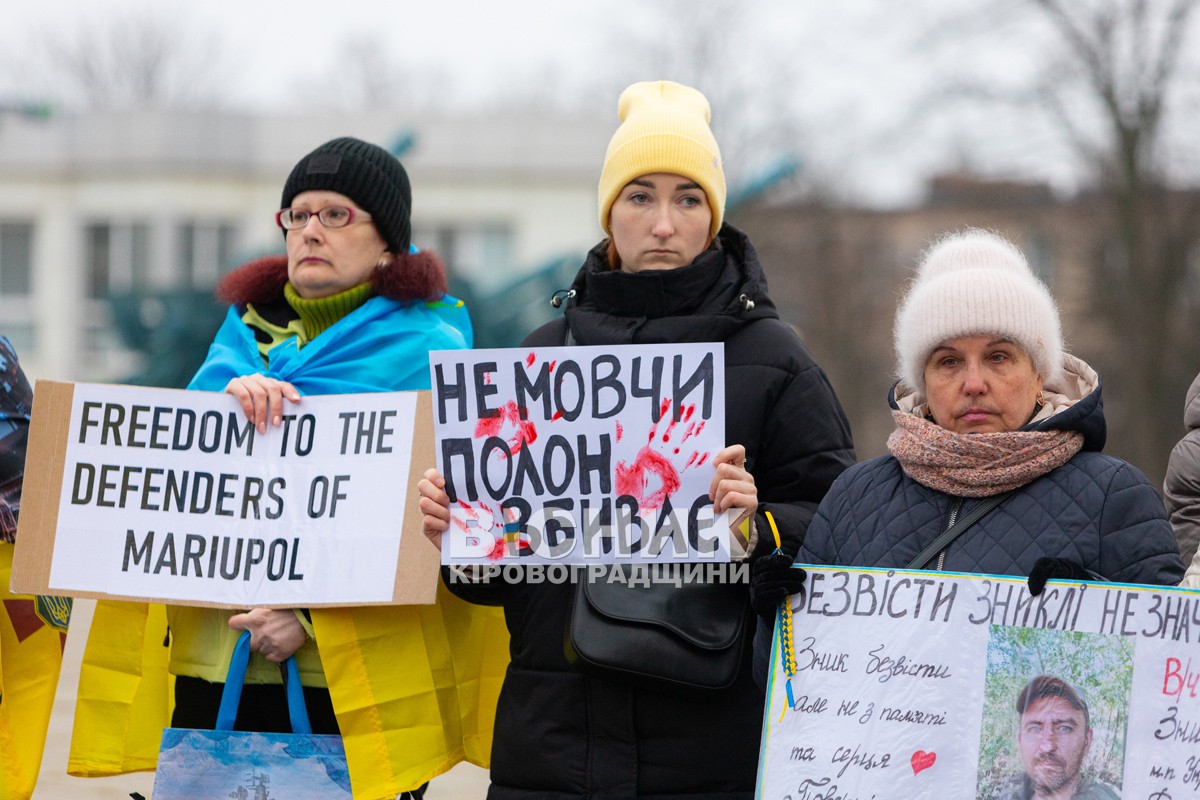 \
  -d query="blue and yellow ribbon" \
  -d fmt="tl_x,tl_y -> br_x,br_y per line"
766,511 -> 797,721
